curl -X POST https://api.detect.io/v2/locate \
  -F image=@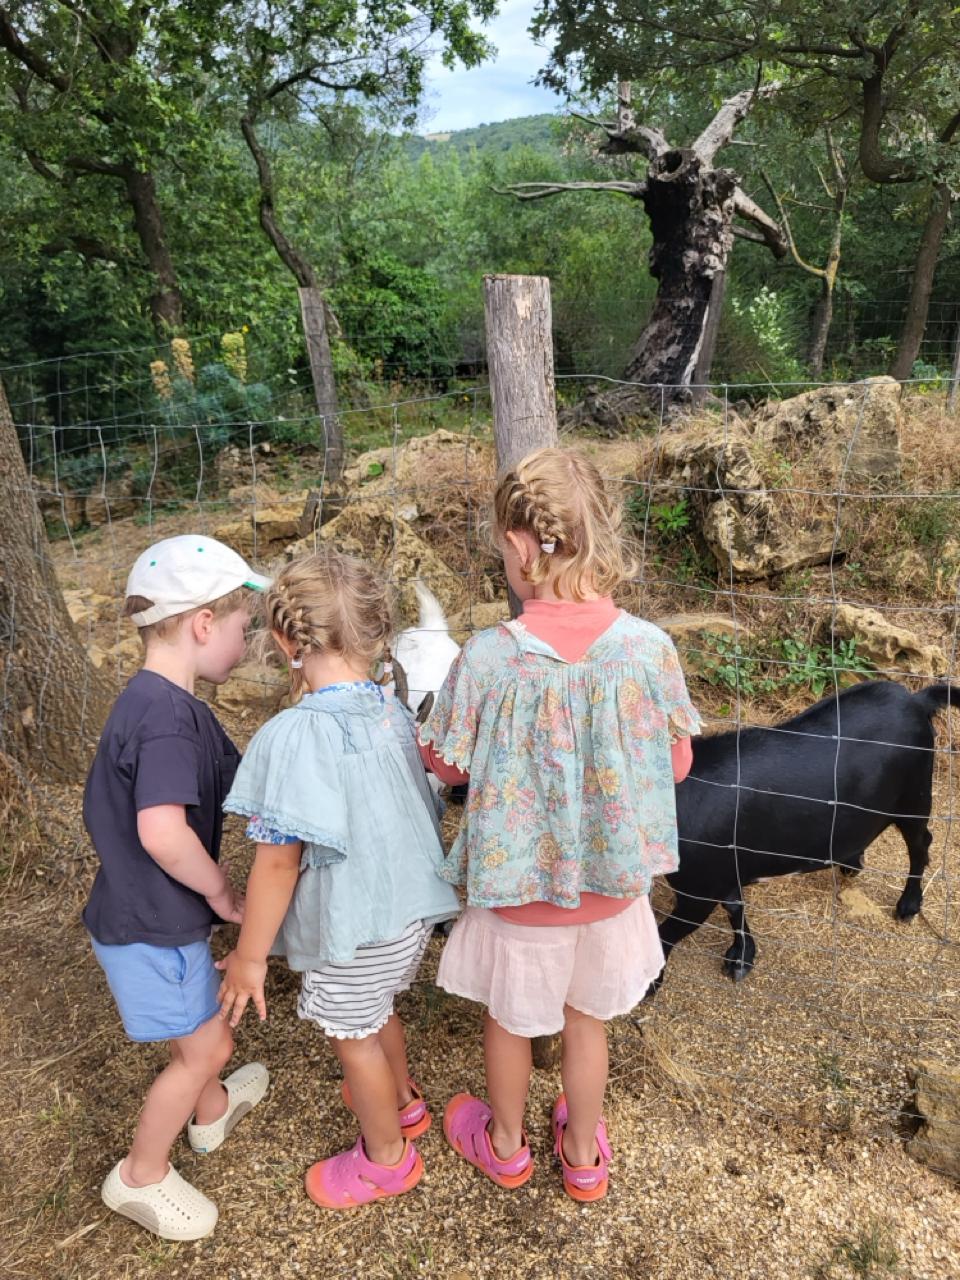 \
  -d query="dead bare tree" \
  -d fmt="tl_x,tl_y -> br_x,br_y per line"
501,83 -> 788,411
